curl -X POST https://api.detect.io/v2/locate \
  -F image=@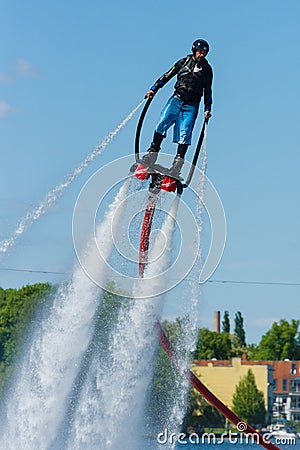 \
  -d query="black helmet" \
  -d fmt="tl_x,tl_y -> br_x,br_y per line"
192,39 -> 209,55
